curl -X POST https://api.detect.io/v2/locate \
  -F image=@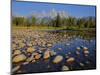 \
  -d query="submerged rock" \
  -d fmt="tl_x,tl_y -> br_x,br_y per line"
79,63 -> 84,67
85,61 -> 90,64
83,47 -> 88,51
66,43 -> 70,46
76,47 -> 81,51
22,62 -> 29,65
26,57 -> 33,62
50,50 -> 57,56
12,65 -> 20,72
58,48 -> 62,50
66,55 -> 69,58
53,55 -> 63,64
13,54 -> 26,63
76,51 -> 80,55
84,50 -> 89,54
62,65 -> 69,71
66,57 -> 75,64
68,52 -> 71,55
